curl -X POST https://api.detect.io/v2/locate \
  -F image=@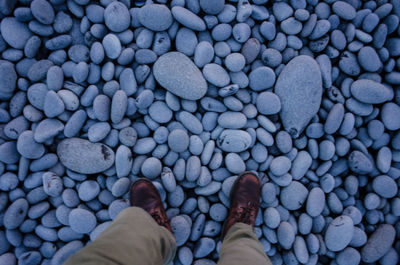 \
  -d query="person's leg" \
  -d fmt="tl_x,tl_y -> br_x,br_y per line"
217,222 -> 272,265
218,172 -> 272,265
65,179 -> 176,265
64,207 -> 176,265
